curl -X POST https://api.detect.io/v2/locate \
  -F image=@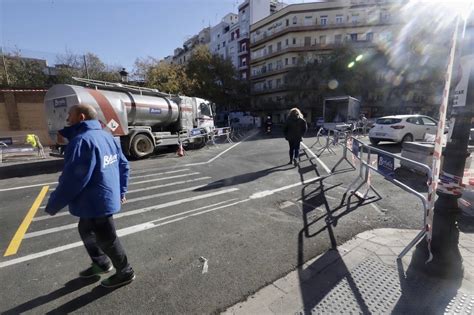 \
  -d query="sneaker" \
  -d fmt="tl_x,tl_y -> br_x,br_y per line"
79,263 -> 113,278
101,271 -> 135,288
